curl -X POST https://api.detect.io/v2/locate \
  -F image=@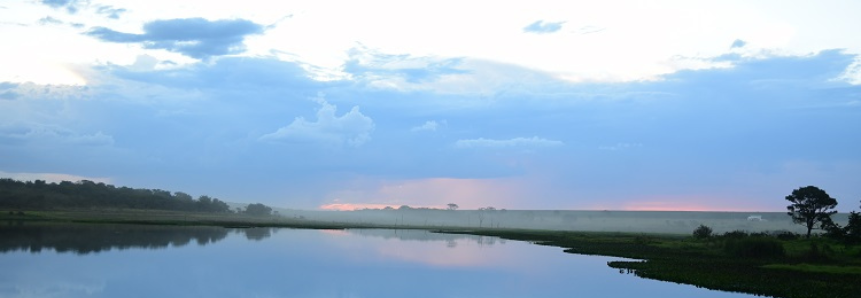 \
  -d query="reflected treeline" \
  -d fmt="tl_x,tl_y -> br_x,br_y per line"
0,222 -> 277,254
243,227 -> 275,241
347,229 -> 506,247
